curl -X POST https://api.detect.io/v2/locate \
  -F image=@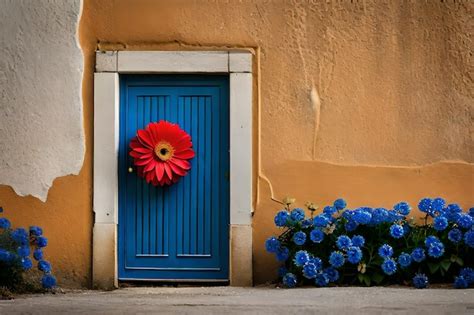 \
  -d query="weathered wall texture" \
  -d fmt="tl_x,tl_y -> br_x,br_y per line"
0,0 -> 90,288
0,0 -> 85,201
1,0 -> 472,287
